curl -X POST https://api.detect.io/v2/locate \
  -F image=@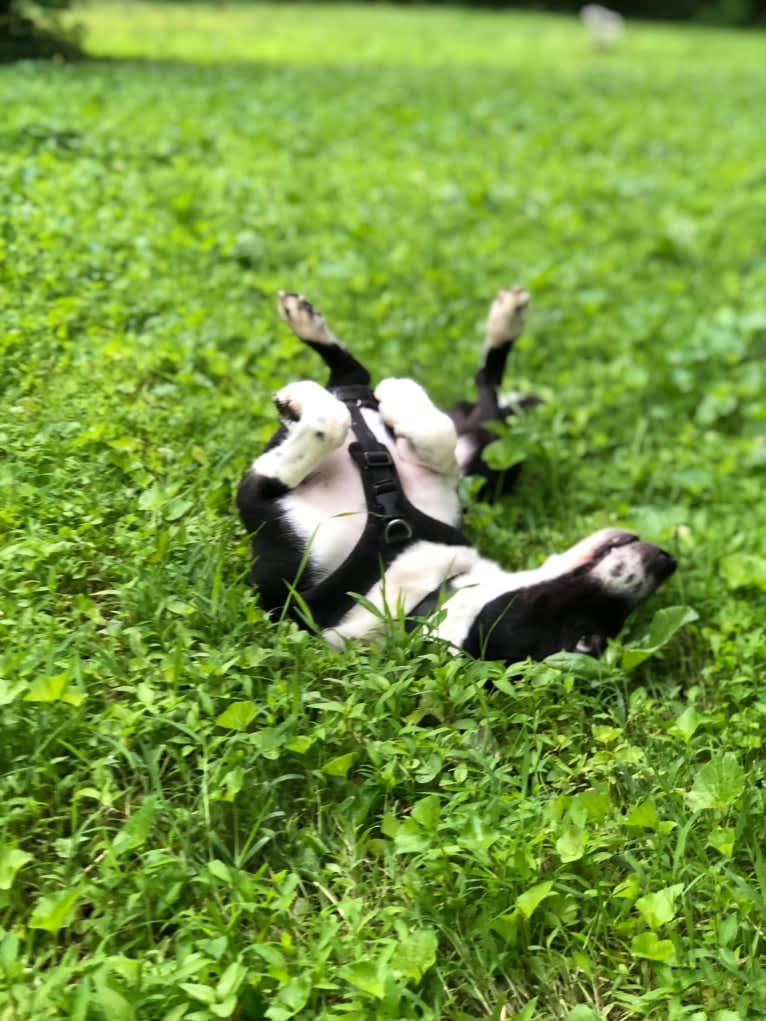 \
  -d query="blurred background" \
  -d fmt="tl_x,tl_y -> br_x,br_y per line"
2,0 -> 765,64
